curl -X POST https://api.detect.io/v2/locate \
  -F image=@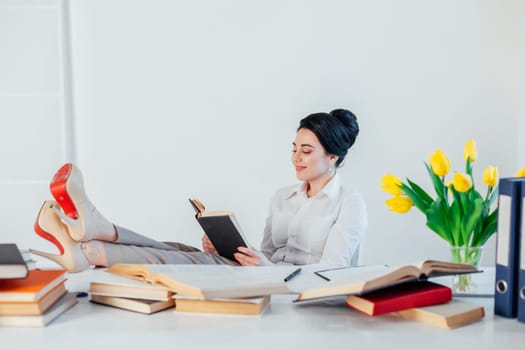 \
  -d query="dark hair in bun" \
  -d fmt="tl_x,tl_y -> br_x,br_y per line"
298,108 -> 359,167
